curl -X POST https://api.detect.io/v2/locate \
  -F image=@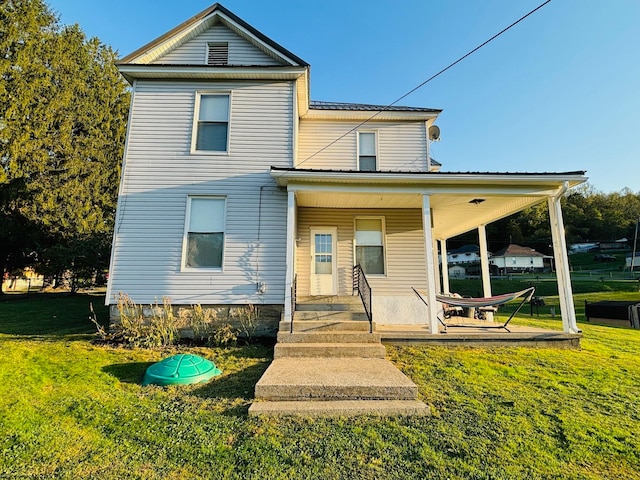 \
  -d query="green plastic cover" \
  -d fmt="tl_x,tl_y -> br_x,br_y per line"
142,354 -> 222,386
